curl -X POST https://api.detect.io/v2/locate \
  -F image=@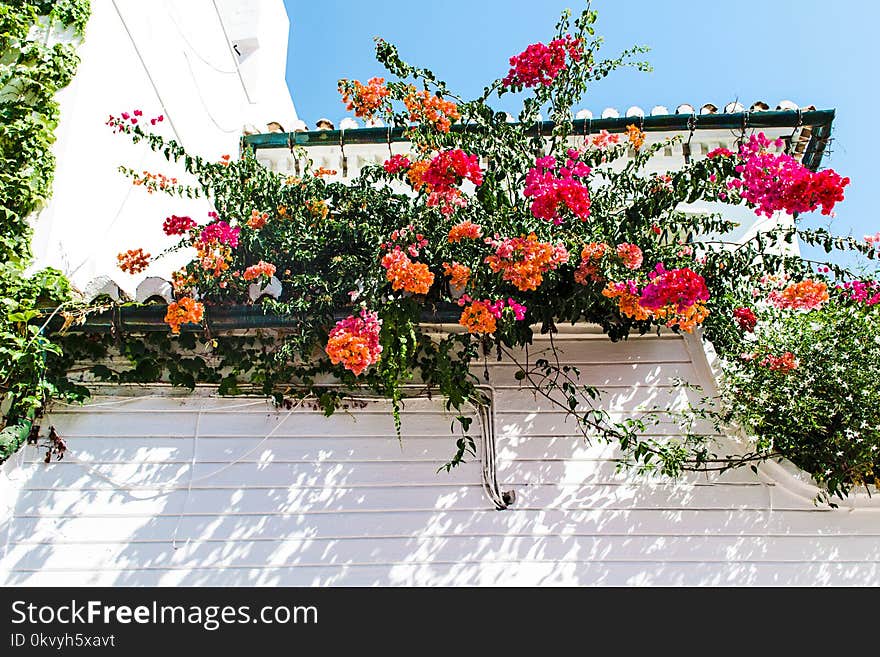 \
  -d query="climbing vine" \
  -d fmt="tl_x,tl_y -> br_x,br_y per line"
20,2 -> 880,502
0,0 -> 91,460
